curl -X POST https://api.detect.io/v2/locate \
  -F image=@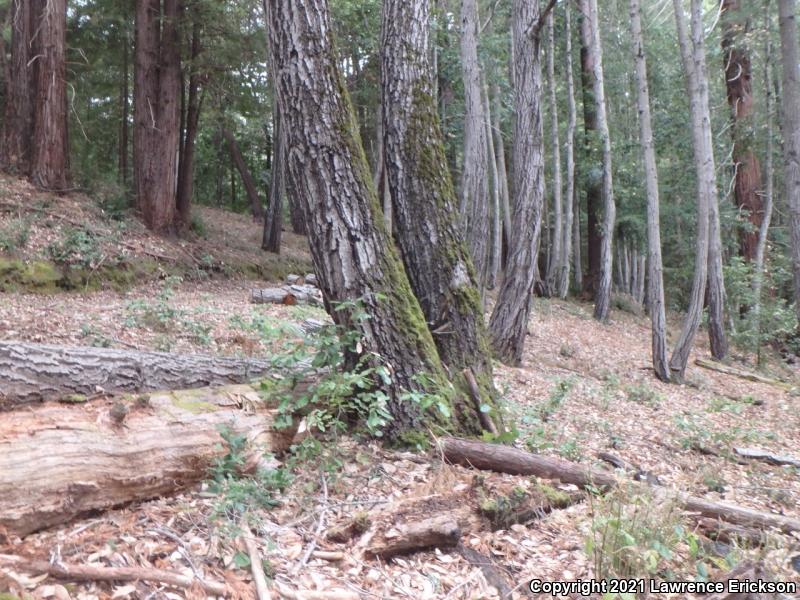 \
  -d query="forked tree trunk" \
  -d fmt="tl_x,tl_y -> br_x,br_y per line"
222,127 -> 264,221
381,0 -> 496,401
1,0 -> 33,174
560,0 -> 577,299
30,0 -> 70,191
133,0 -> 181,232
629,0 -> 669,382
459,0 -> 491,290
262,106 -> 284,253
545,11 -> 563,297
484,78 -> 502,289
265,0 -> 477,437
488,0 -> 546,365
669,0 -> 712,379
176,16 -> 203,226
778,0 -> 800,323
491,83 -> 512,264
582,0 -> 615,321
